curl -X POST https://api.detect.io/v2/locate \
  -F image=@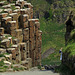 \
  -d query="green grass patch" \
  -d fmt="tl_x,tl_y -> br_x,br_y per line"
0,54 -> 5,57
63,43 -> 75,57
40,18 -> 65,54
5,35 -> 16,40
55,64 -> 75,75
42,52 -> 61,65
11,5 -> 16,11
0,60 -> 4,66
